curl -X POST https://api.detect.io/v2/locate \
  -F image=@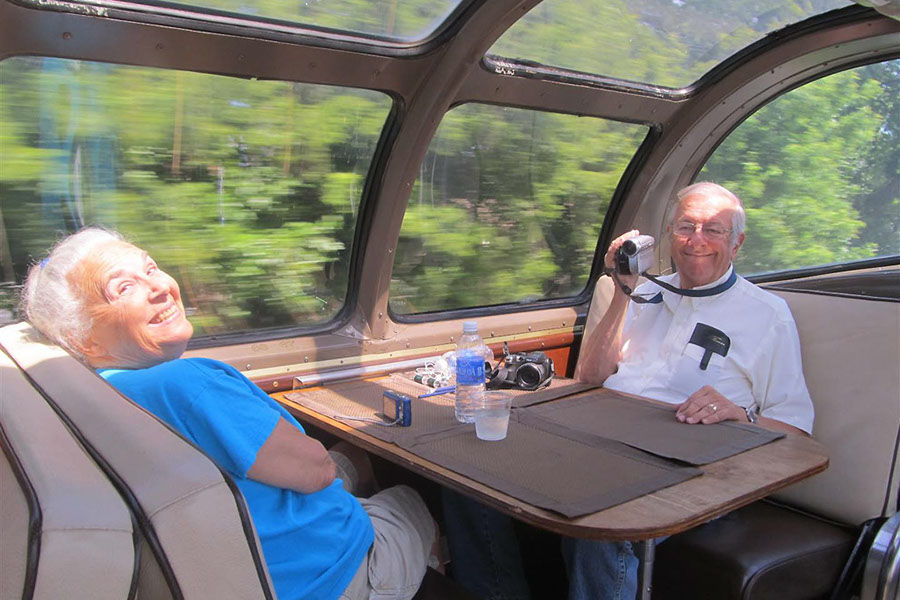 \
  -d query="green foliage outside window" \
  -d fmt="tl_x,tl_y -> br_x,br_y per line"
0,58 -> 390,333
389,105 -> 647,314
491,0 -> 849,88
701,60 -> 900,274
138,0 -> 460,41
